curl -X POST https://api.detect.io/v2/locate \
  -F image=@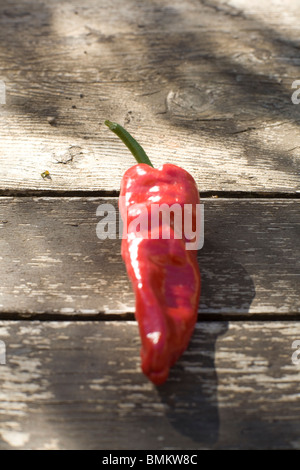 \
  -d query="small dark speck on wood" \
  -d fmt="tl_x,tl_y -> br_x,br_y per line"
47,116 -> 57,126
